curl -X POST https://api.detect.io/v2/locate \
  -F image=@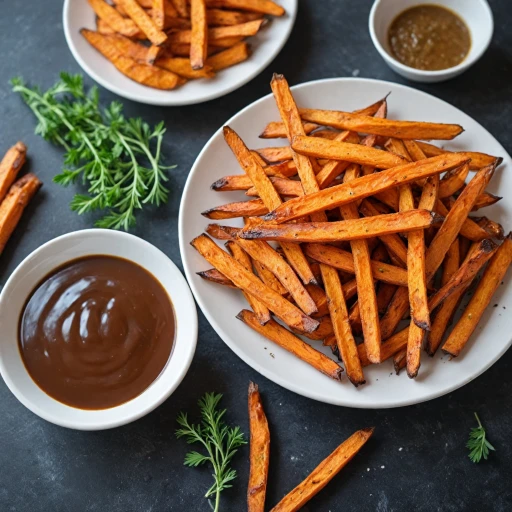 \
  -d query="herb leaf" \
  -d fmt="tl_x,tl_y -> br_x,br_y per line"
176,393 -> 247,512
467,412 -> 495,463
12,73 -> 174,230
